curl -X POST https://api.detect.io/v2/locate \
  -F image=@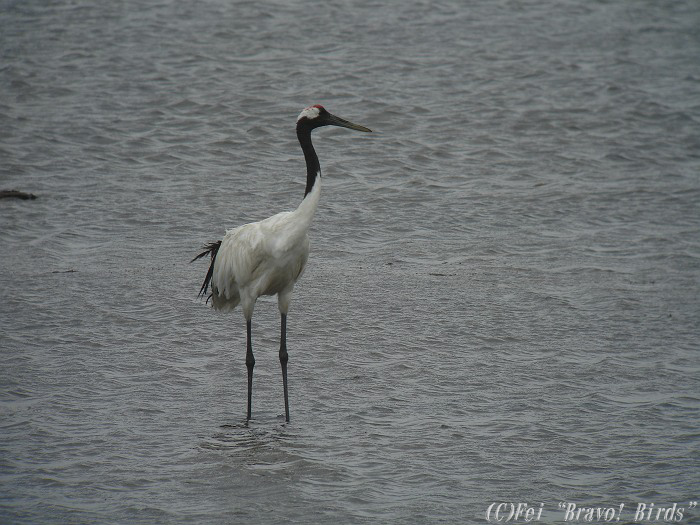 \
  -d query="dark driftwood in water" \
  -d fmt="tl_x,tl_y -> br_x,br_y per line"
0,190 -> 37,200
